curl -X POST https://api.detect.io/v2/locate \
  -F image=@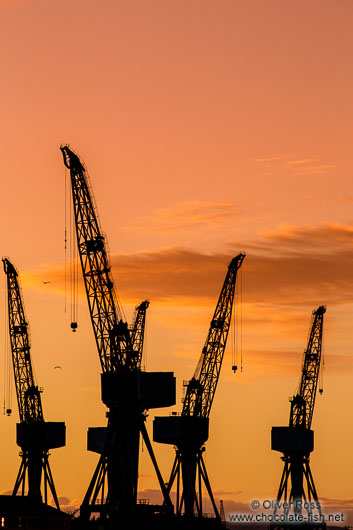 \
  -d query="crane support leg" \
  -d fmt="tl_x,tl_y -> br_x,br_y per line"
199,453 -> 220,520
12,451 -> 61,511
271,455 -> 325,530
140,421 -> 173,512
